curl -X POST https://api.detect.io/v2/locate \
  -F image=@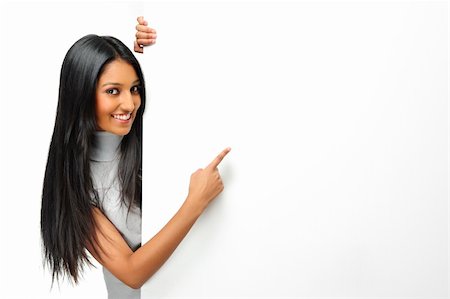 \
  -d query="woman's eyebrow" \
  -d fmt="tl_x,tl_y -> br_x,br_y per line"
101,79 -> 140,87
